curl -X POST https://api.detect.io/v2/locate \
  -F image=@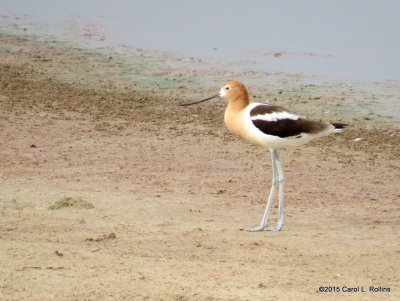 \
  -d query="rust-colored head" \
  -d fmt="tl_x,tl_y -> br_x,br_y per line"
219,81 -> 249,102
178,81 -> 250,107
